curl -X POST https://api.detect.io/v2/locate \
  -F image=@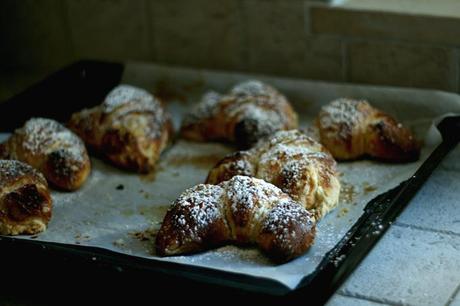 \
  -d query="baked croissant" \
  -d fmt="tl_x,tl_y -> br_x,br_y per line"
0,118 -> 91,191
68,84 -> 173,173
317,98 -> 420,162
206,130 -> 341,220
156,176 -> 316,263
181,80 -> 298,148
0,160 -> 52,235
